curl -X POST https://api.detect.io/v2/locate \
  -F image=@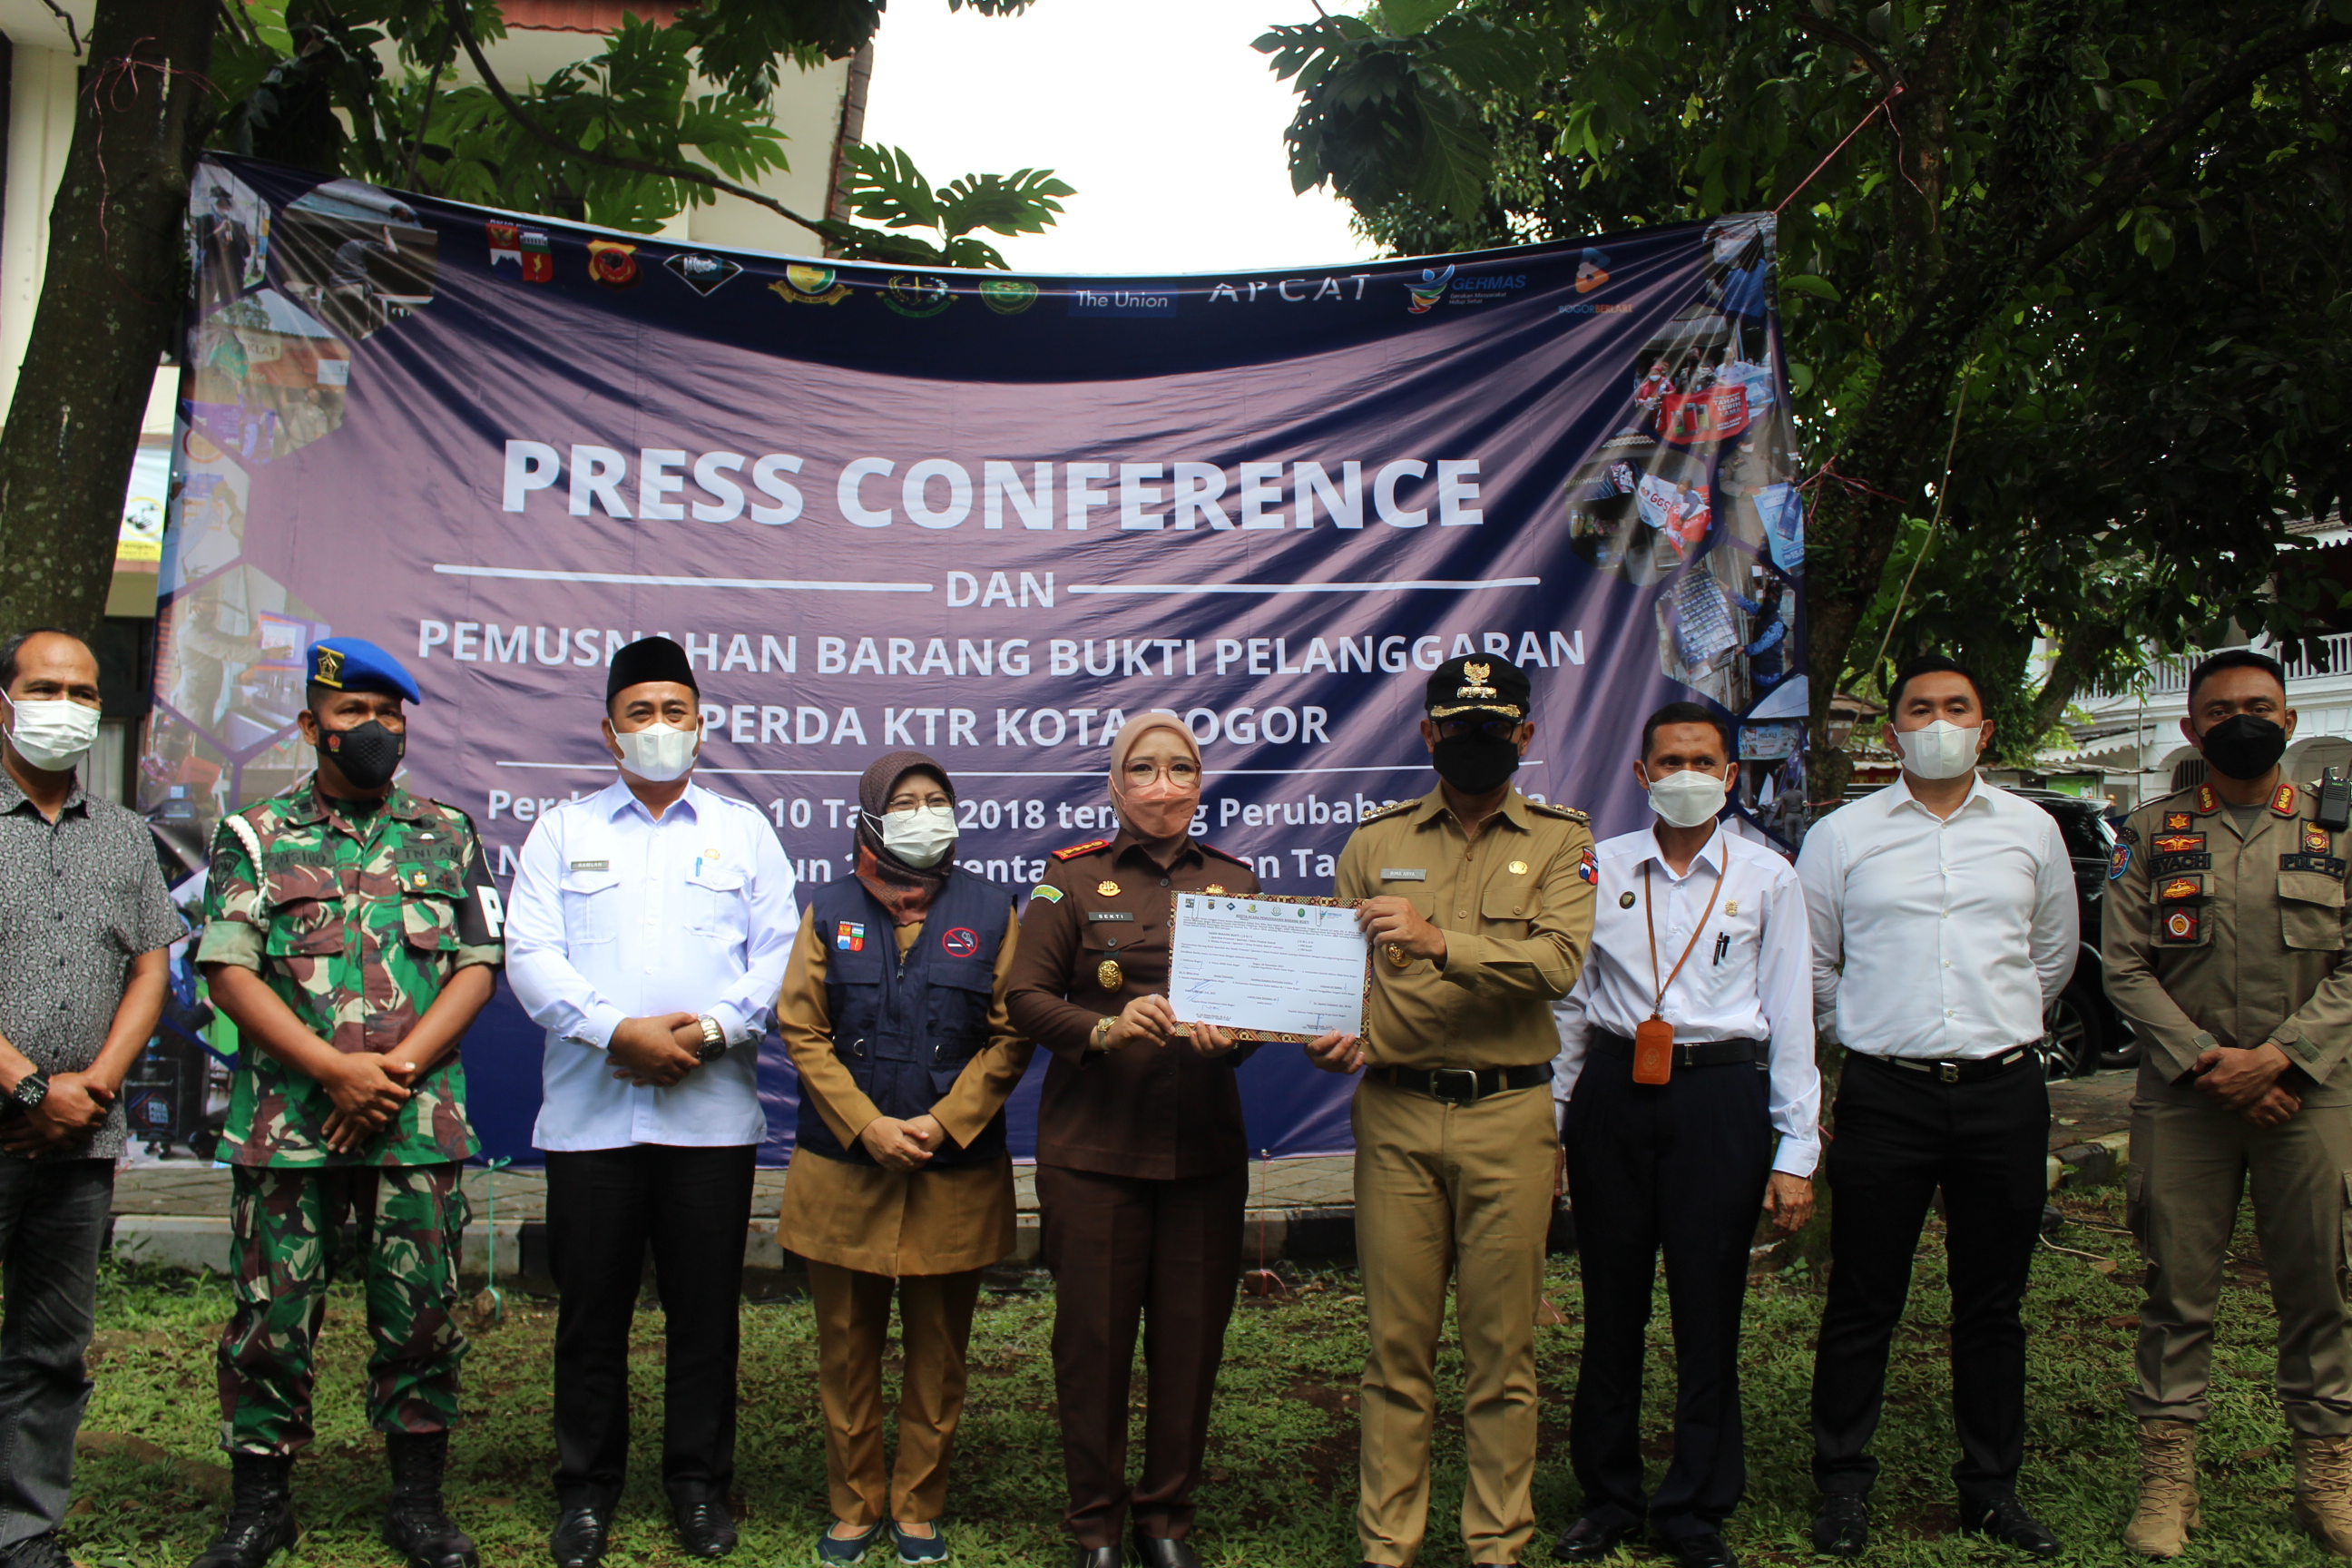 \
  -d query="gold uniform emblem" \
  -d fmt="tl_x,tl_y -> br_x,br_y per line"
1723,900 -> 1739,916
1461,661 -> 1496,698
412,871 -> 429,888
1205,884 -> 1226,895
313,646 -> 345,688
1097,880 -> 1121,897
1383,945 -> 1411,968
1507,860 -> 1529,875
1097,959 -> 1123,991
